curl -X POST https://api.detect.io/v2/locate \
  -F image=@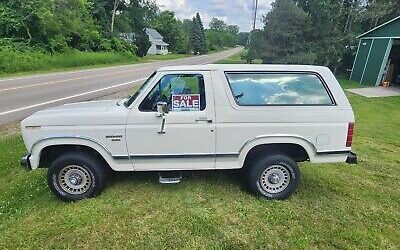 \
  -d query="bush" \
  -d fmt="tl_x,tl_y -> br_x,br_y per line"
0,38 -> 43,53
0,37 -> 139,74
